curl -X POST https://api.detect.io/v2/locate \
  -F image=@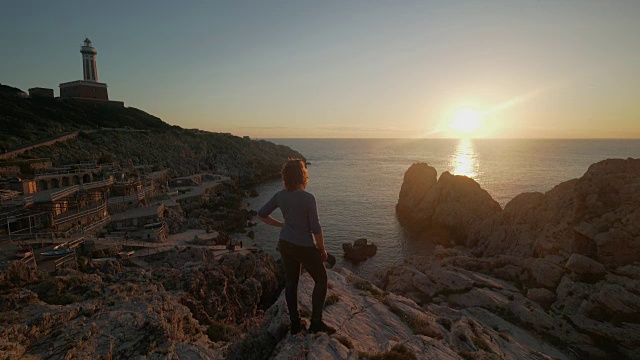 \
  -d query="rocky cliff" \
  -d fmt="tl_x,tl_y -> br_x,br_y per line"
387,158 -> 640,359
